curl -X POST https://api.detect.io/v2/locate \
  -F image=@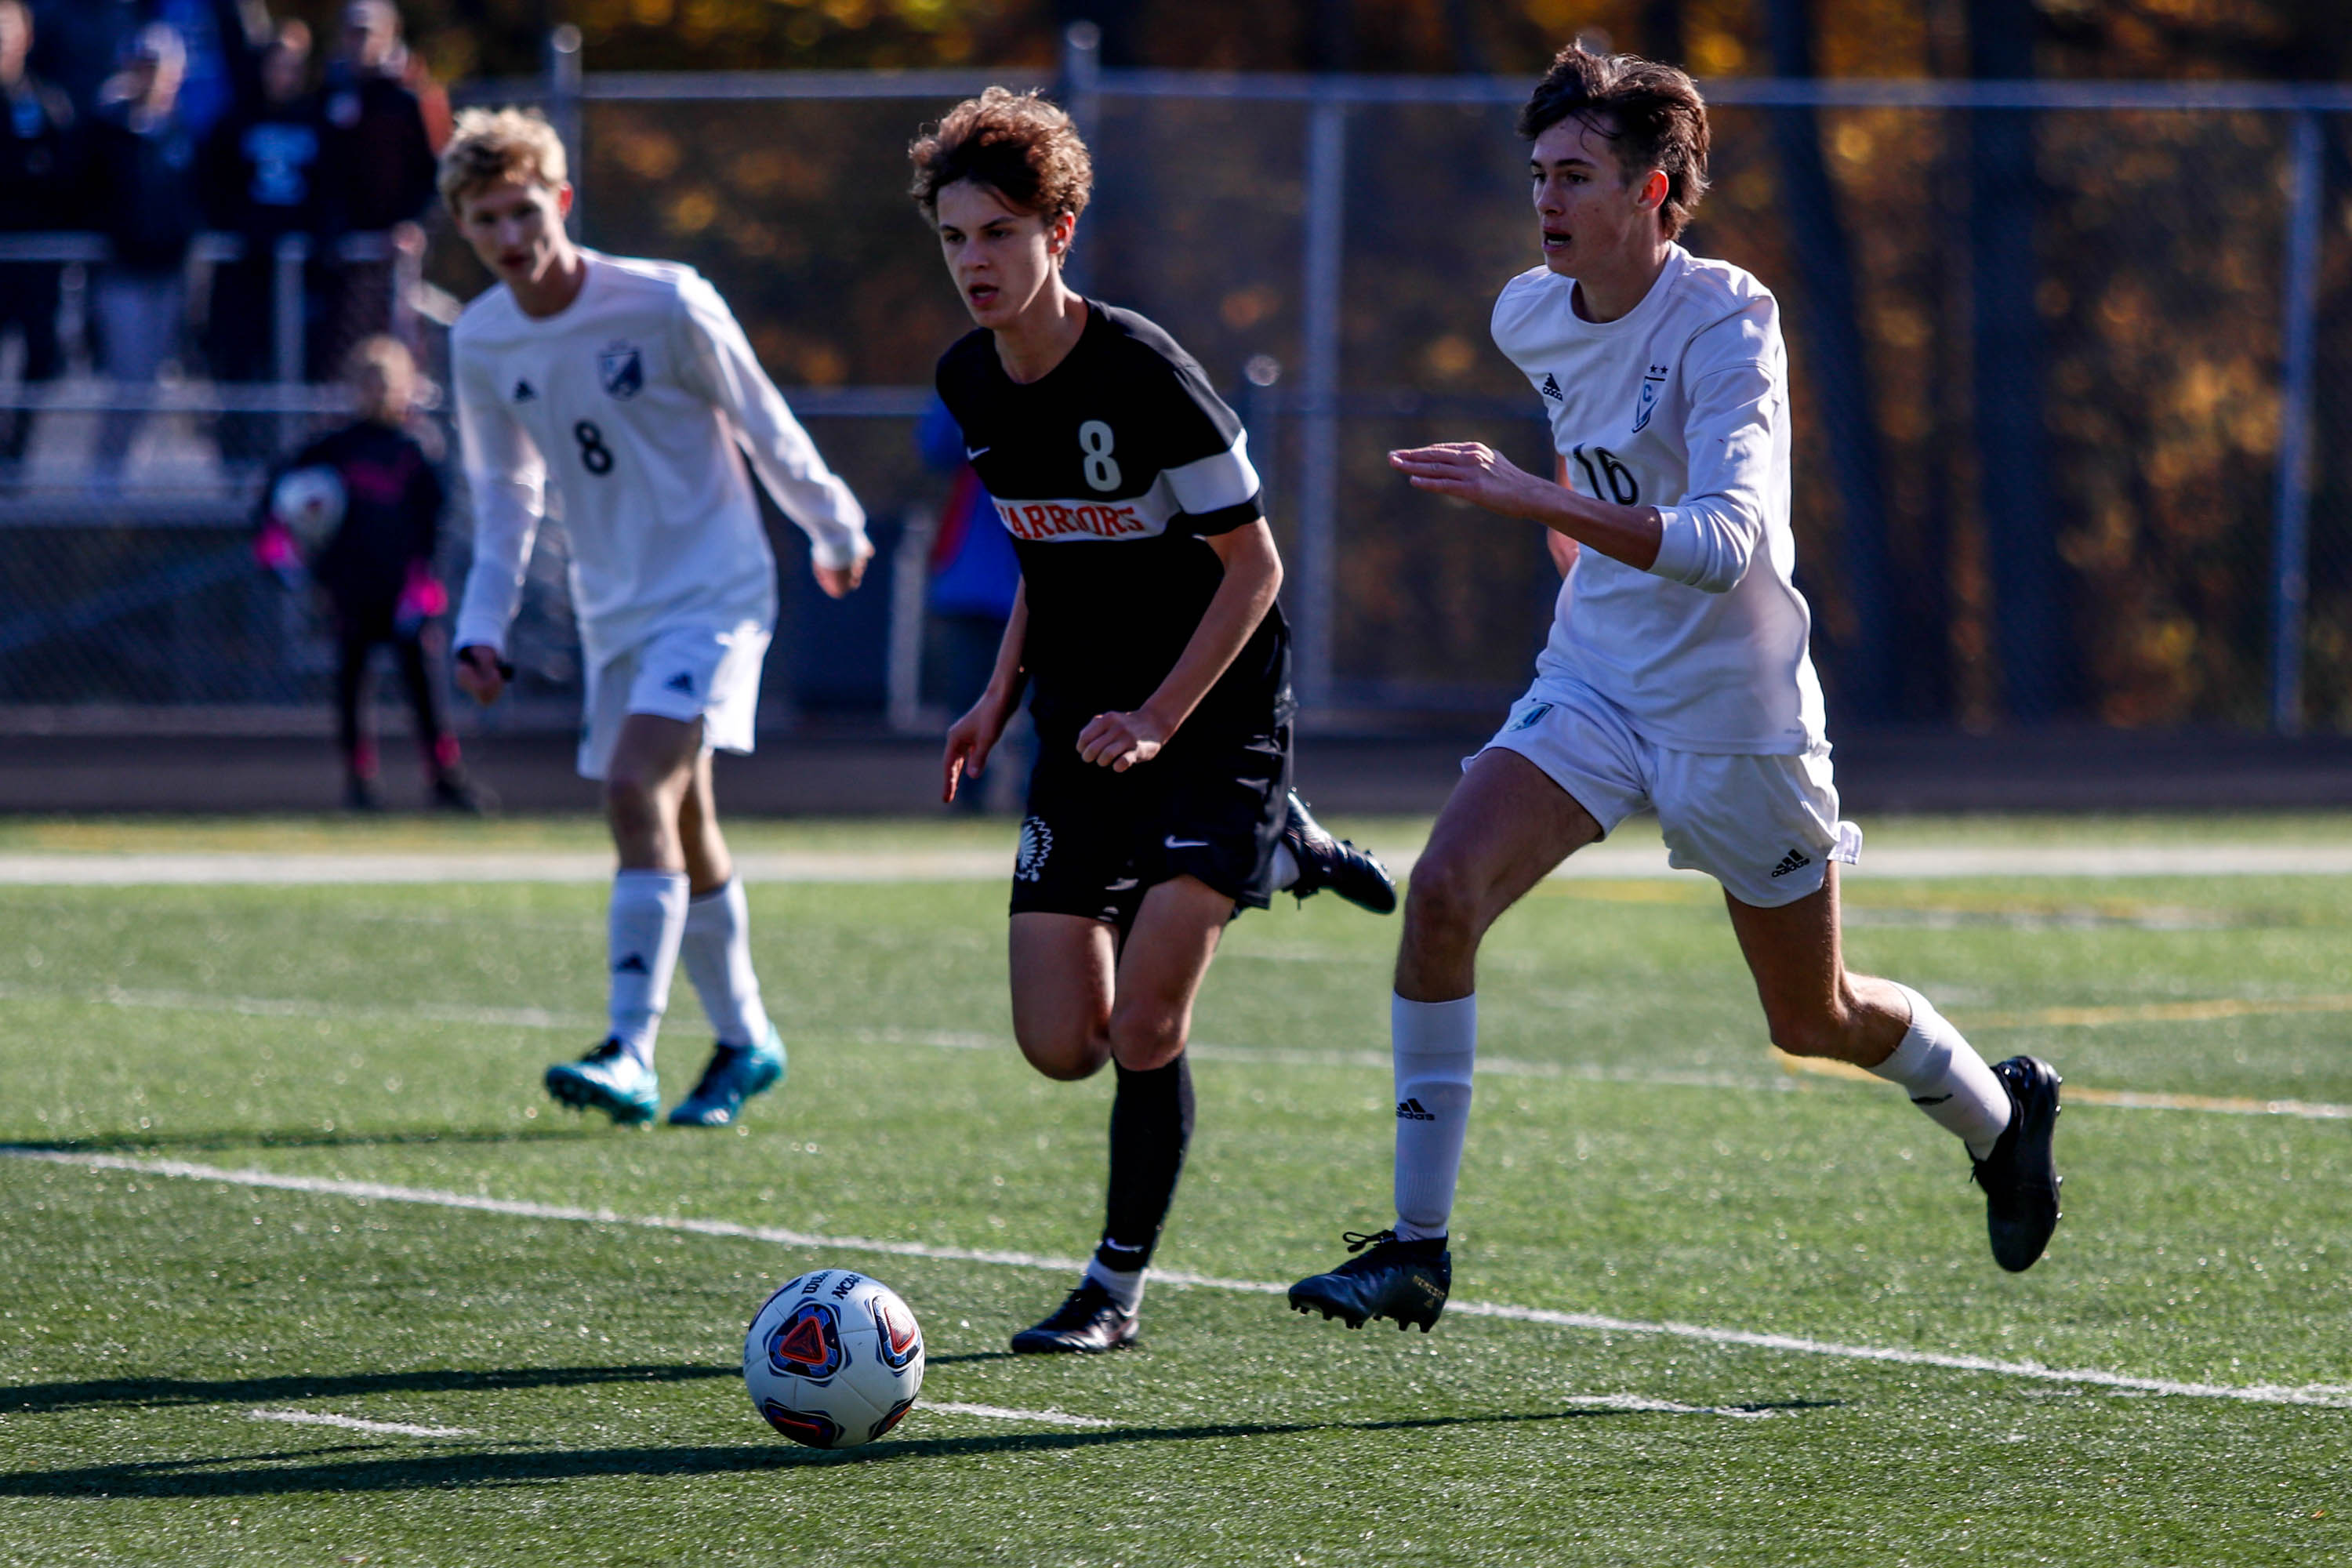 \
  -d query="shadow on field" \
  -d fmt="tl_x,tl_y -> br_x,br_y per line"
0,1403 -> 1841,1497
2,1126 -> 599,1156
0,1364 -> 735,1416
